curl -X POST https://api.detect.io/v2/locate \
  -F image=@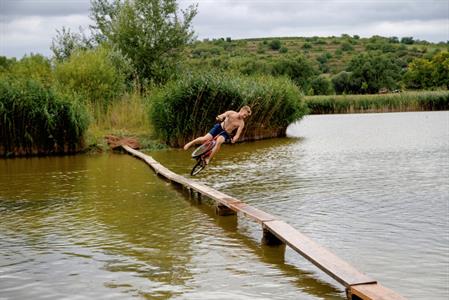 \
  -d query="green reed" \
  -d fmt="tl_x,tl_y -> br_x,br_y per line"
150,72 -> 308,147
0,79 -> 89,157
304,91 -> 449,114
